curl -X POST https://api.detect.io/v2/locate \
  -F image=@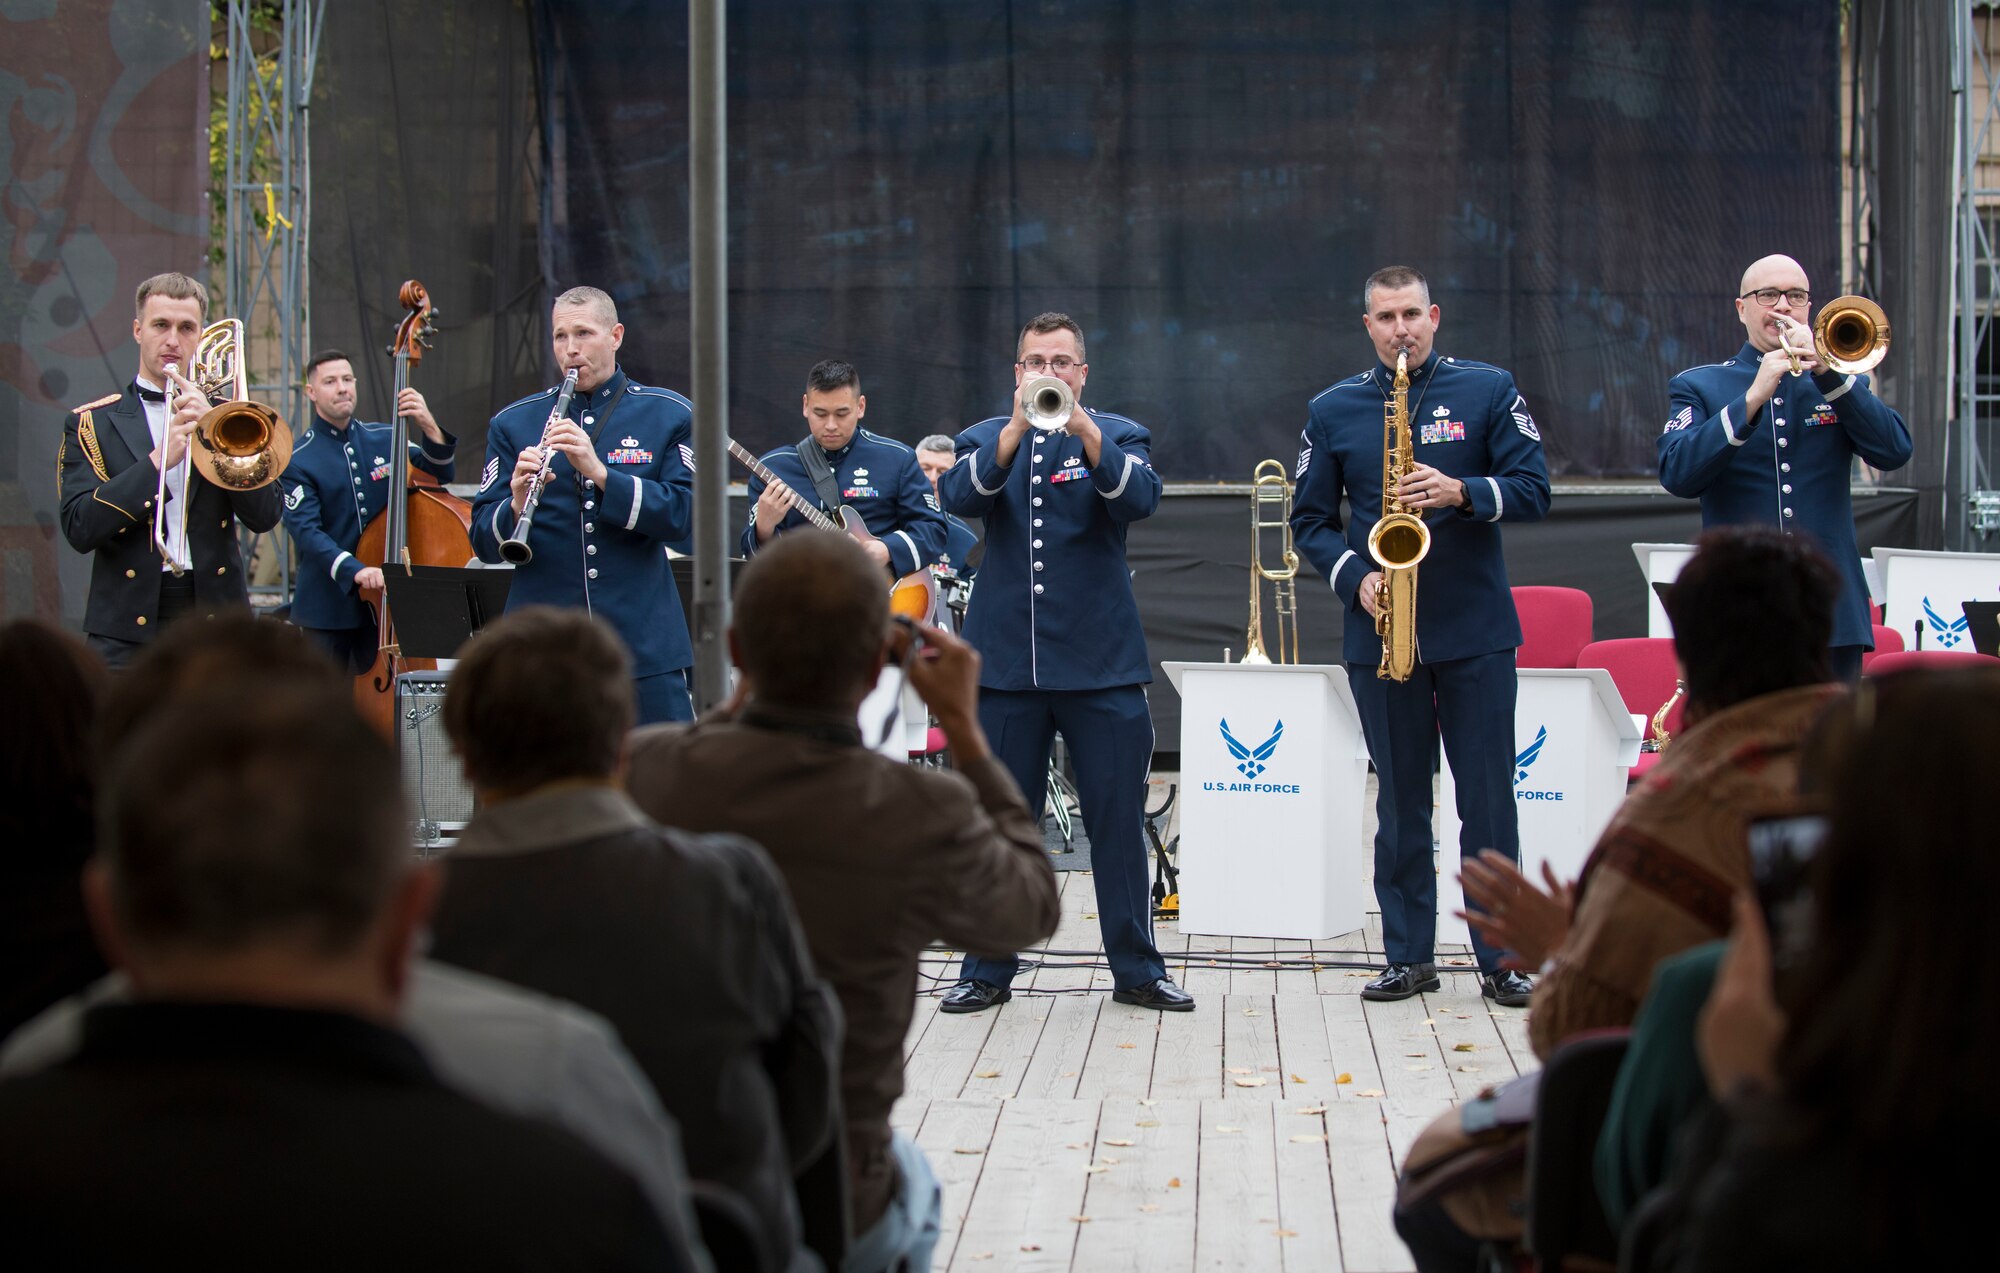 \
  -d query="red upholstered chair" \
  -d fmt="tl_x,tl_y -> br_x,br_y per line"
1513,586 -> 1595,669
1575,637 -> 1683,780
1860,623 -> 1904,673
1865,650 -> 2000,676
